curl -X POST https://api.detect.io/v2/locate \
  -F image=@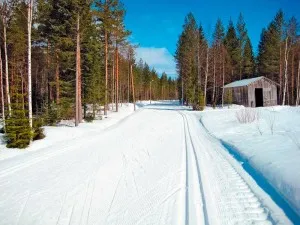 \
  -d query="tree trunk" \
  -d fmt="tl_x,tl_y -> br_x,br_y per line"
296,60 -> 300,106
130,64 -> 136,111
115,46 -> 119,112
75,14 -> 81,126
282,38 -> 288,106
104,30 -> 108,116
127,52 -> 130,103
279,44 -> 282,102
3,20 -> 11,117
221,49 -> 225,107
181,78 -> 184,105
291,51 -> 295,105
212,51 -> 216,105
27,0 -> 33,129
111,56 -> 115,111
197,43 -> 201,91
55,53 -> 60,104
204,46 -> 209,106
0,48 -> 5,128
